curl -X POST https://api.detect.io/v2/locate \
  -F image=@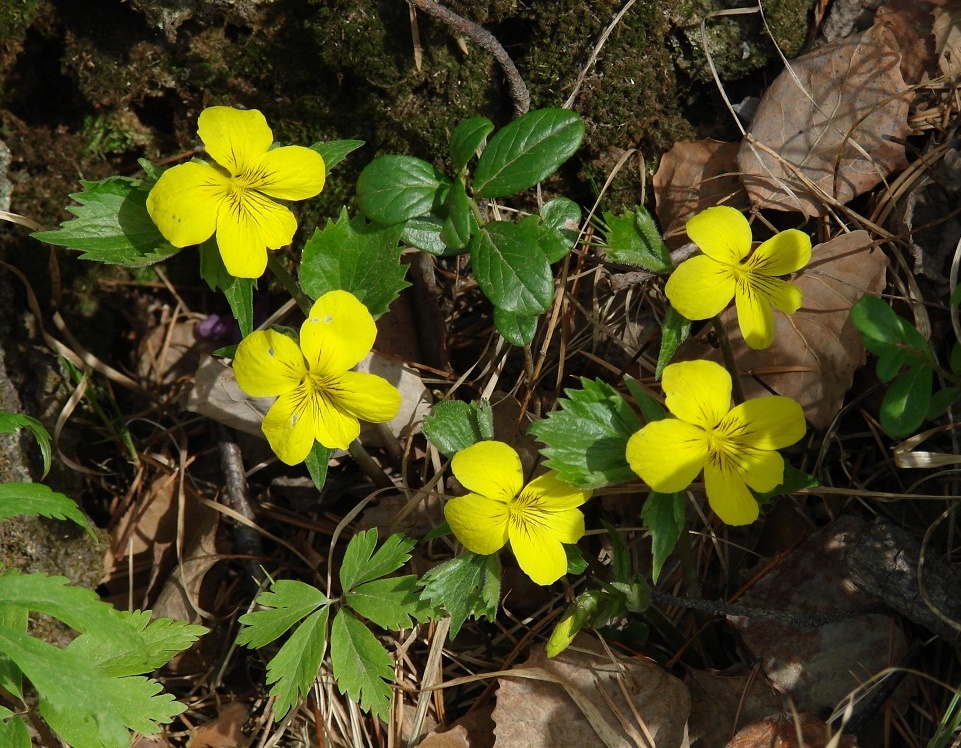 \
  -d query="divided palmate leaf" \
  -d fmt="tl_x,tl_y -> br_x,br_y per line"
0,411 -> 51,478
528,378 -> 643,489
473,109 -> 584,198
470,217 -> 554,315
345,575 -> 434,630
330,609 -> 395,721
0,483 -> 95,539
422,399 -> 494,457
449,117 -> 494,173
357,155 -> 450,225
199,238 -> 255,338
309,139 -> 365,172
601,206 -> 672,272
339,529 -> 416,593
300,208 -> 409,317
237,579 -> 328,649
419,552 -> 501,639
32,177 -> 180,266
263,607 -> 330,720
